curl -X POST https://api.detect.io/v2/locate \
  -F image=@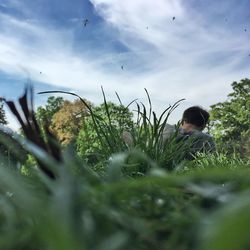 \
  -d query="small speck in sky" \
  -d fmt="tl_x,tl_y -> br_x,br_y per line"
172,16 -> 176,21
83,19 -> 89,27
121,65 -> 124,70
